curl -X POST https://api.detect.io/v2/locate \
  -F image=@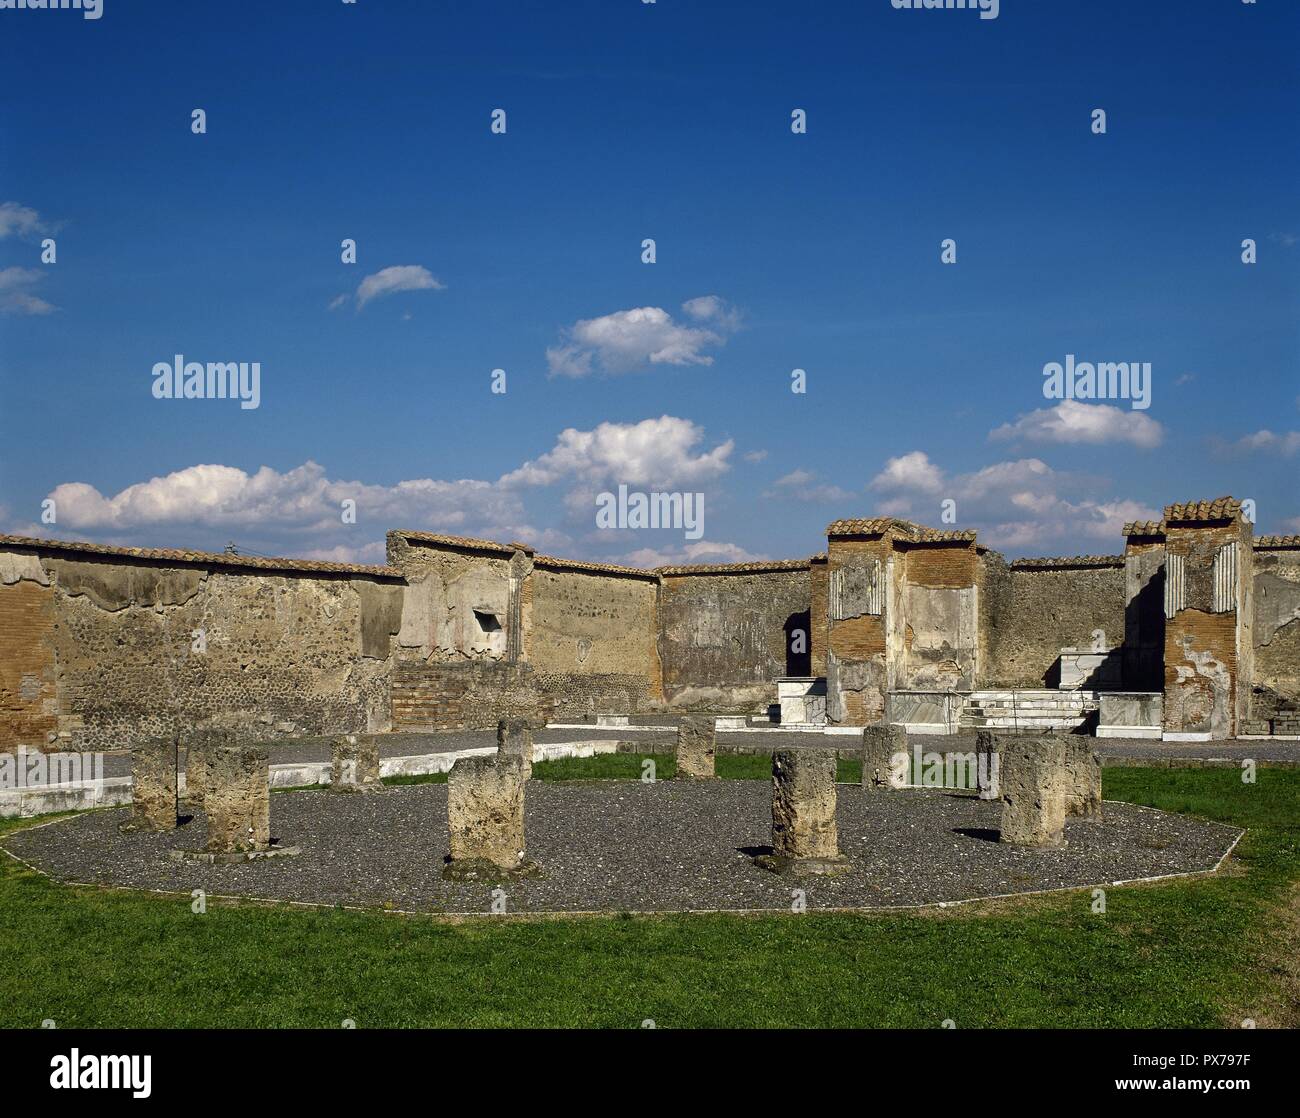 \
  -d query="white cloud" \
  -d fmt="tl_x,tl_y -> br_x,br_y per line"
345,265 -> 445,310
743,449 -> 769,464
869,450 -> 946,494
19,417 -> 736,562
1221,429 -> 1300,457
500,416 -> 733,490
621,540 -> 765,568
0,267 -> 56,315
865,450 -> 1159,553
764,469 -> 855,504
546,297 -> 738,377
990,400 -> 1164,449
0,202 -> 46,240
